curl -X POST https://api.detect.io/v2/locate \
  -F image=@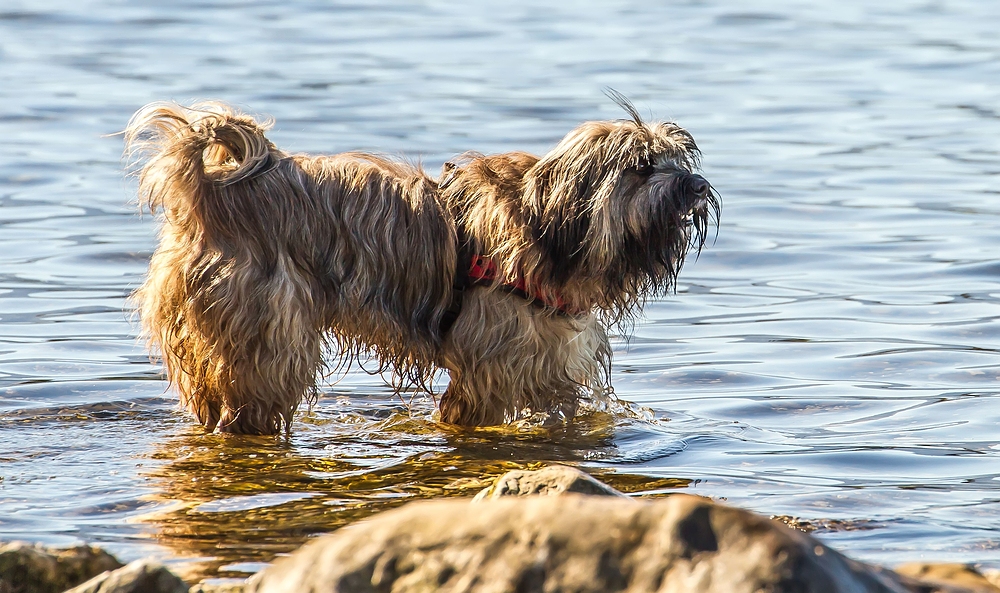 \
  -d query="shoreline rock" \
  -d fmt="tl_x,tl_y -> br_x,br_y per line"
243,488 -> 996,593
2,466 -> 998,593
472,464 -> 631,500
64,559 -> 188,593
0,542 -> 122,593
